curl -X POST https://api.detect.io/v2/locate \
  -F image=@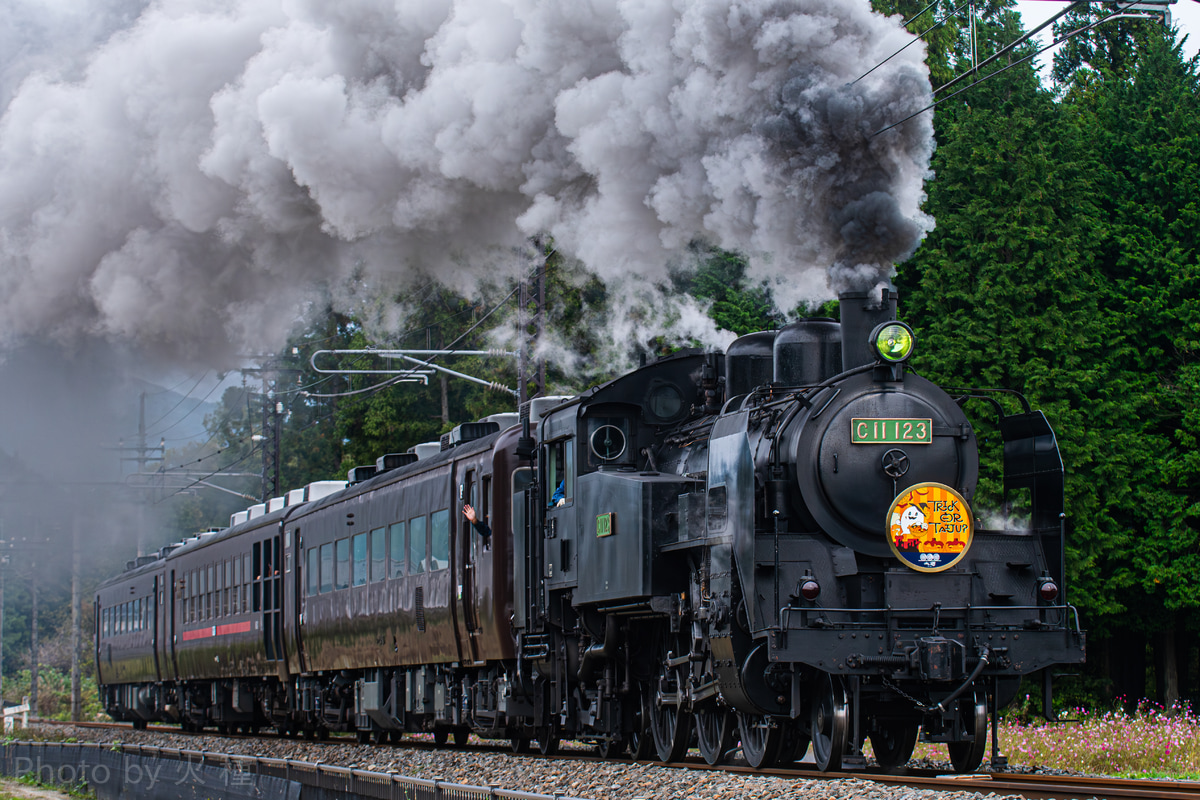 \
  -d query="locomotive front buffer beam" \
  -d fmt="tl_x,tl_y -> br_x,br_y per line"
766,608 -> 1087,679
